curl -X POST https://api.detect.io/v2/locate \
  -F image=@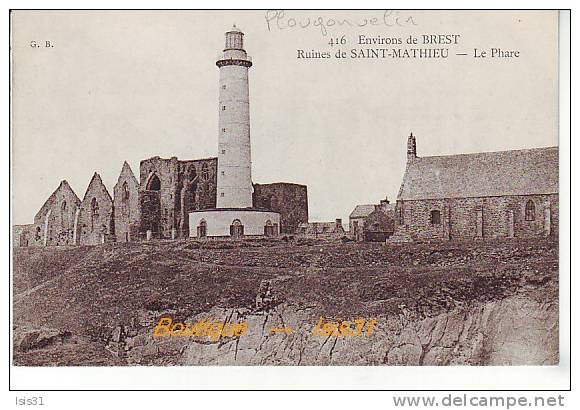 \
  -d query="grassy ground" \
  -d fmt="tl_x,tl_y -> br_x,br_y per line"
12,237 -> 558,365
